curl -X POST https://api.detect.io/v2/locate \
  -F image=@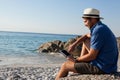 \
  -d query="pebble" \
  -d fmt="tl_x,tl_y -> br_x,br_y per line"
60,74 -> 120,80
0,66 -> 60,80
0,66 -> 119,80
